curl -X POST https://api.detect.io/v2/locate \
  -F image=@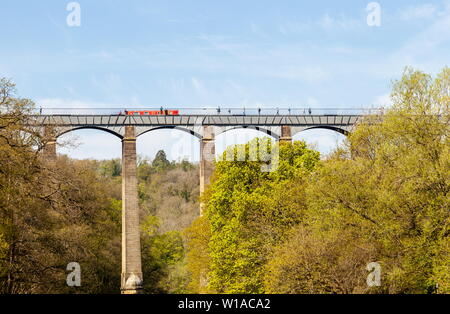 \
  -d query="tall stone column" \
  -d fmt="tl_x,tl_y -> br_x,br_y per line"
199,126 -> 215,215
43,126 -> 57,162
121,126 -> 143,294
279,125 -> 292,144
